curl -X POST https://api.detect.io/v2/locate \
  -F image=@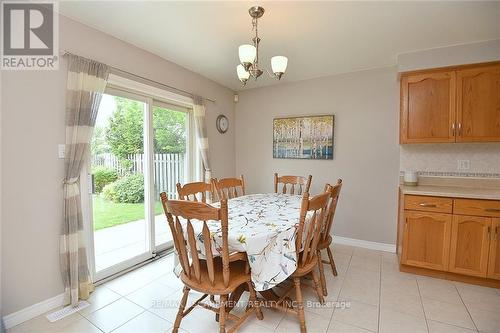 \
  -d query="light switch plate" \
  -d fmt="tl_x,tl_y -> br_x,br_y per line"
58,144 -> 66,159
457,159 -> 470,171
